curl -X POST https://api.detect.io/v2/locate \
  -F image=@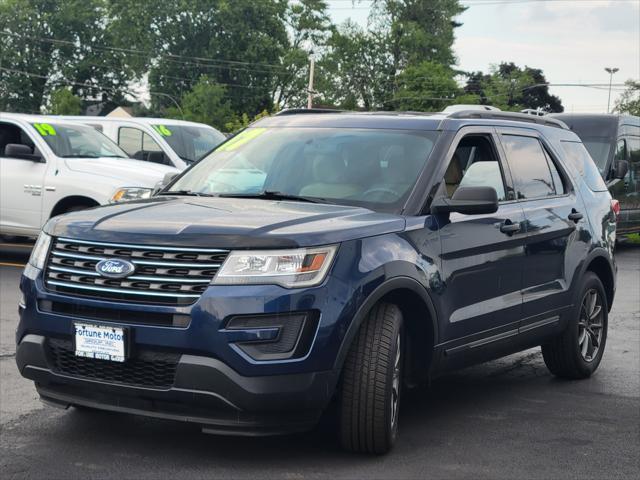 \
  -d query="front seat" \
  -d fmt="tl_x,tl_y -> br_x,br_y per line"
299,154 -> 361,199
444,153 -> 464,197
